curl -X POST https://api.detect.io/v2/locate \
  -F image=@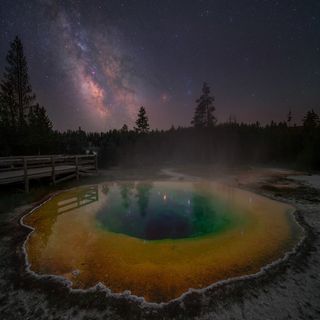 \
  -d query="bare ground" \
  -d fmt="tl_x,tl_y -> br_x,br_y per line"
0,166 -> 319,320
